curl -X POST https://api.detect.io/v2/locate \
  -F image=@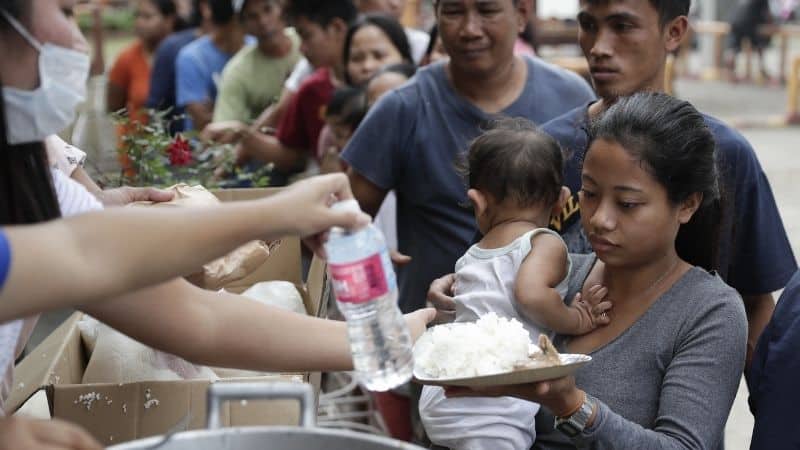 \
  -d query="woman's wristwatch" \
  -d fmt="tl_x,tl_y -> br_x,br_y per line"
554,393 -> 597,438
